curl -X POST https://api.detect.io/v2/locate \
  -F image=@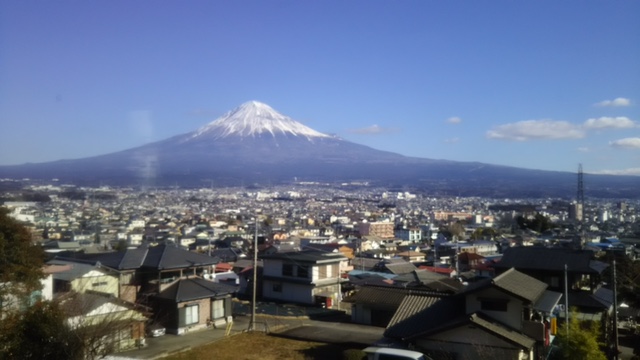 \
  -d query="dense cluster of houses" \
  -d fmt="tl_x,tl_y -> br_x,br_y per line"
2,185 -> 639,357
